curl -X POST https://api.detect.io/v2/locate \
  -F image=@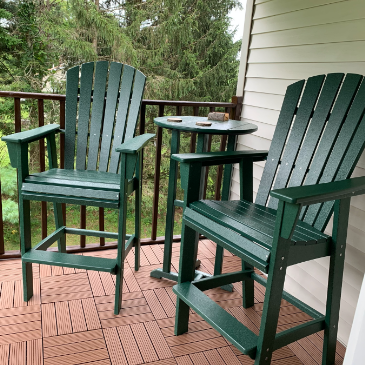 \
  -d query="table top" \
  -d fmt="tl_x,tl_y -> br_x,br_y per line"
154,116 -> 257,135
